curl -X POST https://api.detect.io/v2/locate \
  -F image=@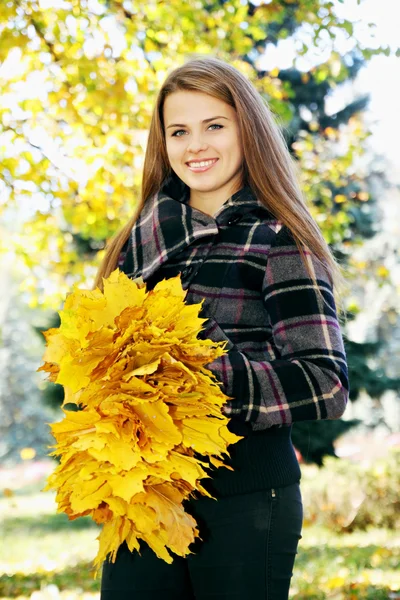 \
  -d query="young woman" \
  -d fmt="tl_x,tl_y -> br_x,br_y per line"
98,57 -> 349,600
